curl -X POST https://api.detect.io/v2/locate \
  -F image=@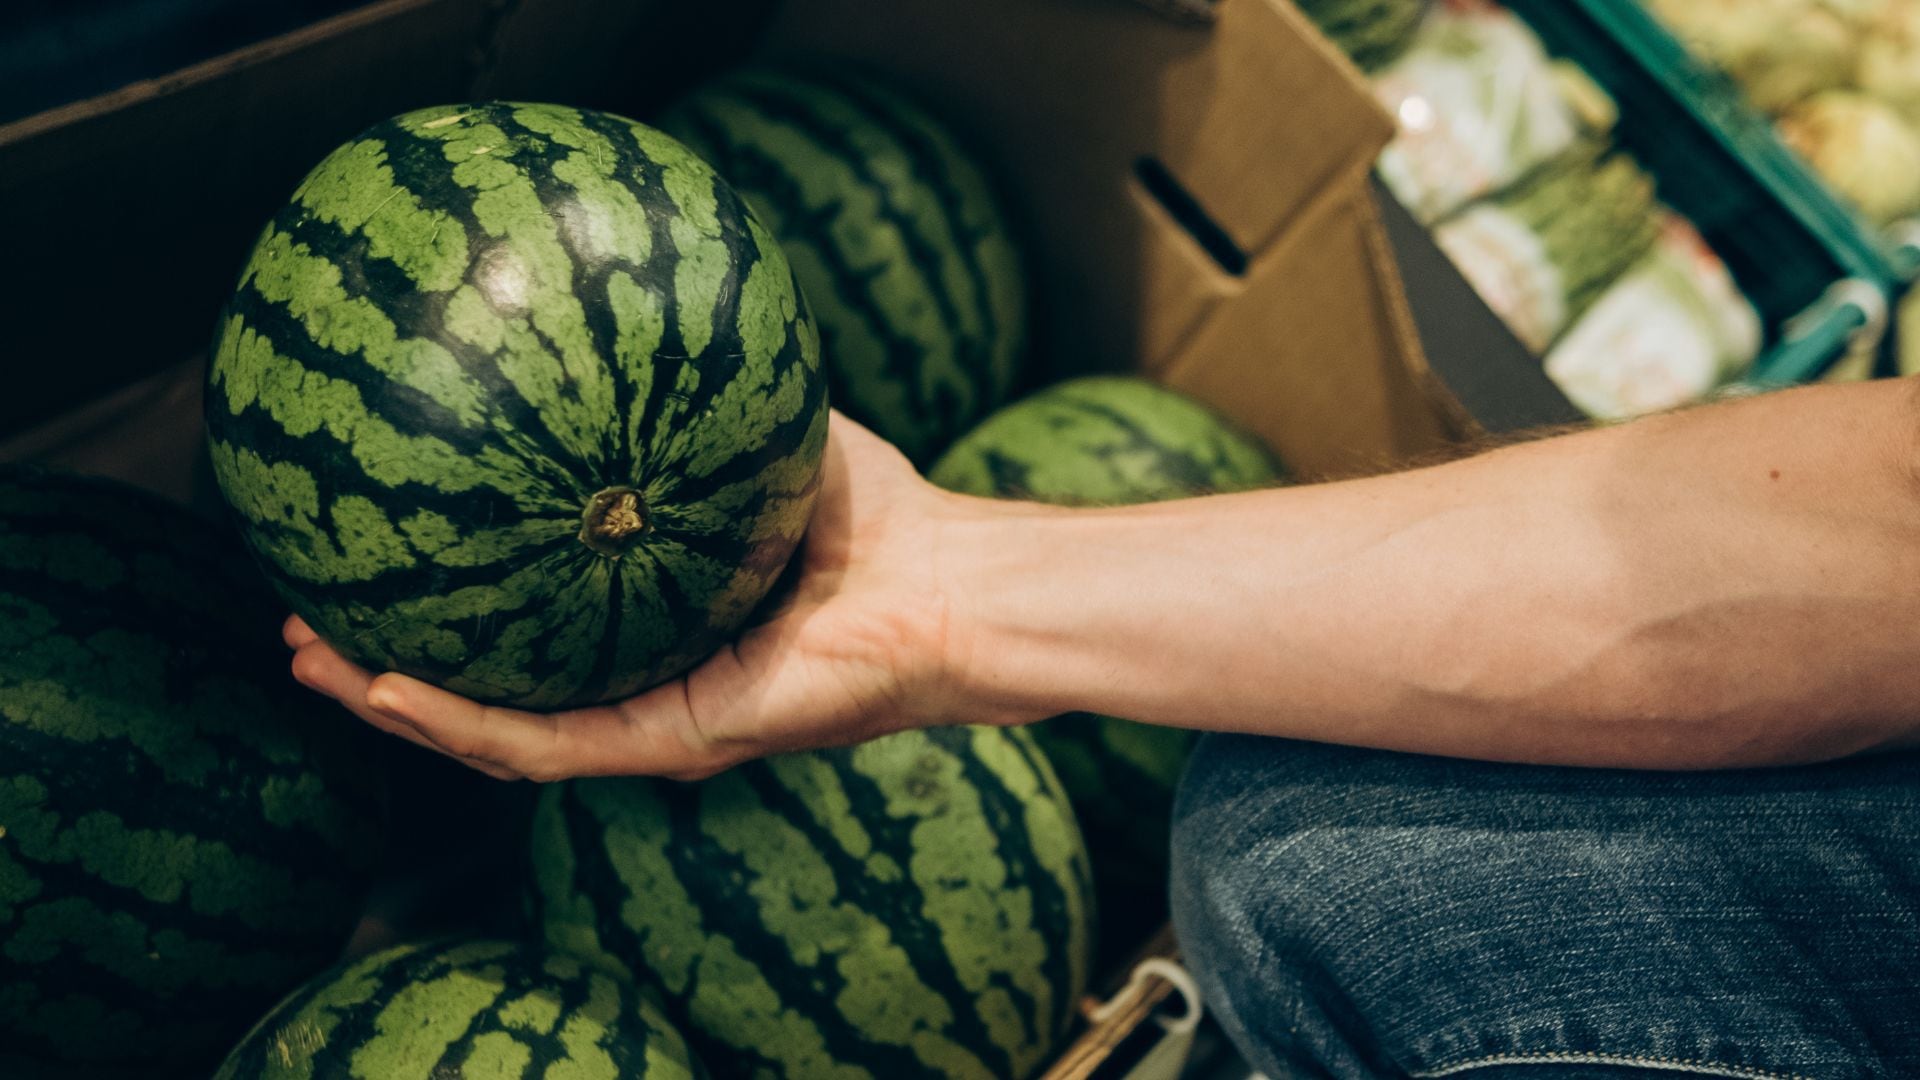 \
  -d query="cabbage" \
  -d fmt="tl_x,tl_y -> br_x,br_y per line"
1544,213 -> 1761,420
1646,0 -> 1857,113
1855,0 -> 1920,127
1778,90 -> 1920,224
1372,5 -> 1584,222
